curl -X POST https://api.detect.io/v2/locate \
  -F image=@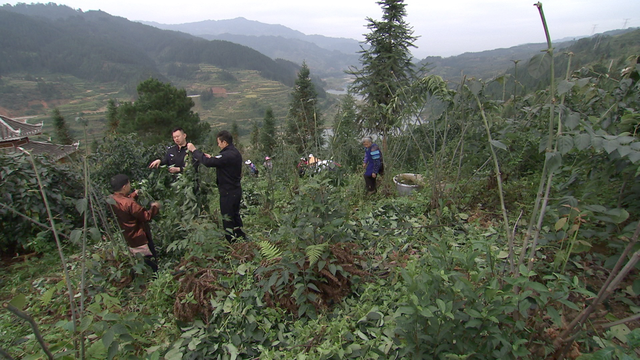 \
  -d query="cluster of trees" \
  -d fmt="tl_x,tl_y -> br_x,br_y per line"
246,0 -> 418,166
